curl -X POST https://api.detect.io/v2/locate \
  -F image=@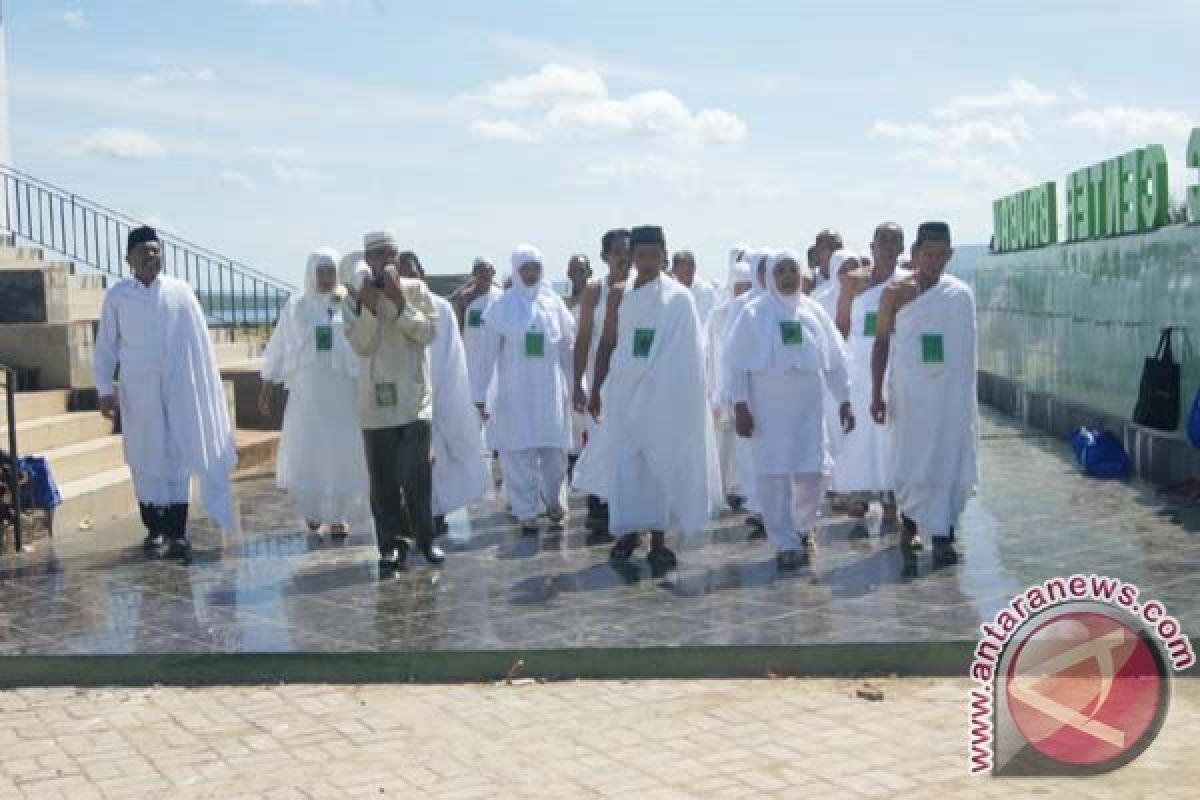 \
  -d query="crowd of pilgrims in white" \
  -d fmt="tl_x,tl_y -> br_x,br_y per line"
96,223 -> 979,574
